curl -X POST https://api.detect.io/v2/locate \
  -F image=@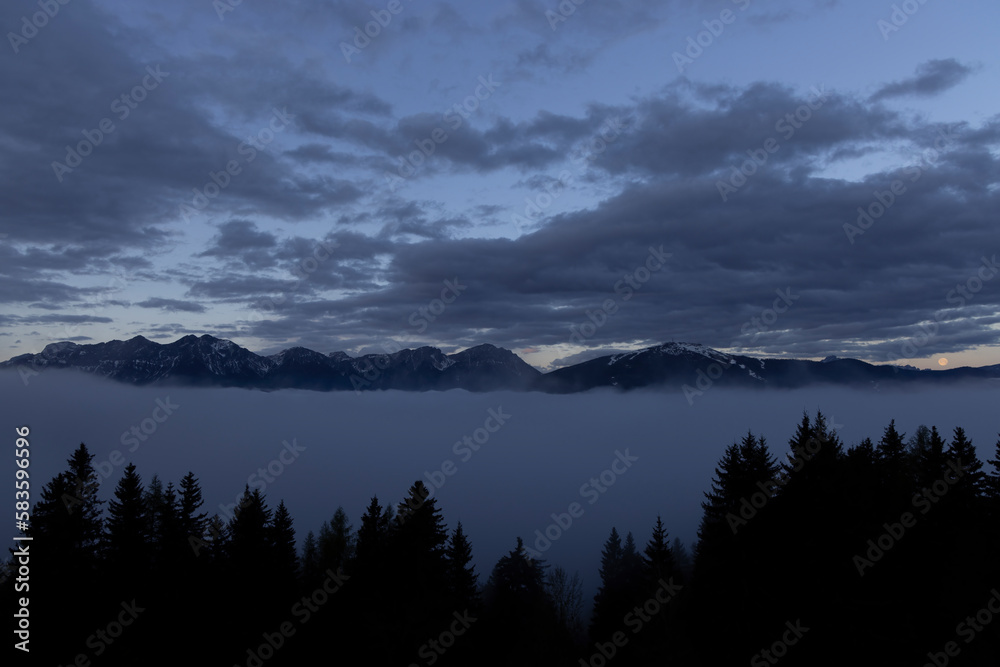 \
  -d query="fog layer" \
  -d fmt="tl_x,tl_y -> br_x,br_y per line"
3,370 -> 998,598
